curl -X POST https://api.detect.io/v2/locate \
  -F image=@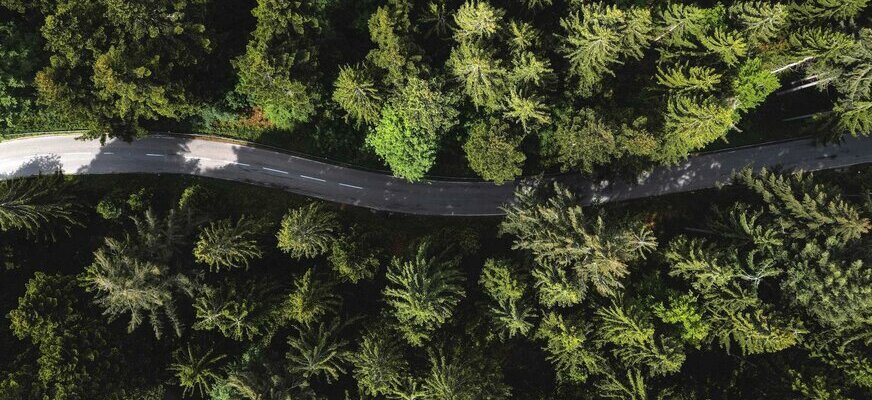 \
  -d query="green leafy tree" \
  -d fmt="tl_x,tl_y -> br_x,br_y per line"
286,318 -> 350,383
332,64 -> 383,126
25,0 -> 214,137
234,0 -> 328,129
348,328 -> 409,397
0,21 -> 39,128
194,216 -> 264,272
168,346 -> 226,398
277,202 -> 339,258
0,174 -> 78,239
463,118 -> 525,184
7,272 -> 122,399
284,269 -> 341,325
383,241 -> 465,346
367,77 -> 458,181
